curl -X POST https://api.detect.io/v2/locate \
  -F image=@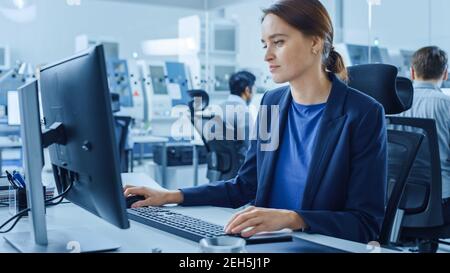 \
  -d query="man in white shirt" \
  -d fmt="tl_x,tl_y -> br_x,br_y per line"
220,71 -> 257,147
397,46 -> 450,223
